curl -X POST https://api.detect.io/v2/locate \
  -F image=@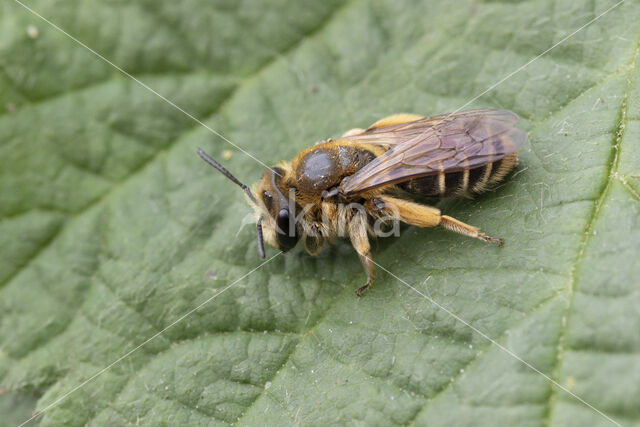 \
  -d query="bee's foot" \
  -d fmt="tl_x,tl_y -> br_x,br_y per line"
479,233 -> 503,246
355,280 -> 372,297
